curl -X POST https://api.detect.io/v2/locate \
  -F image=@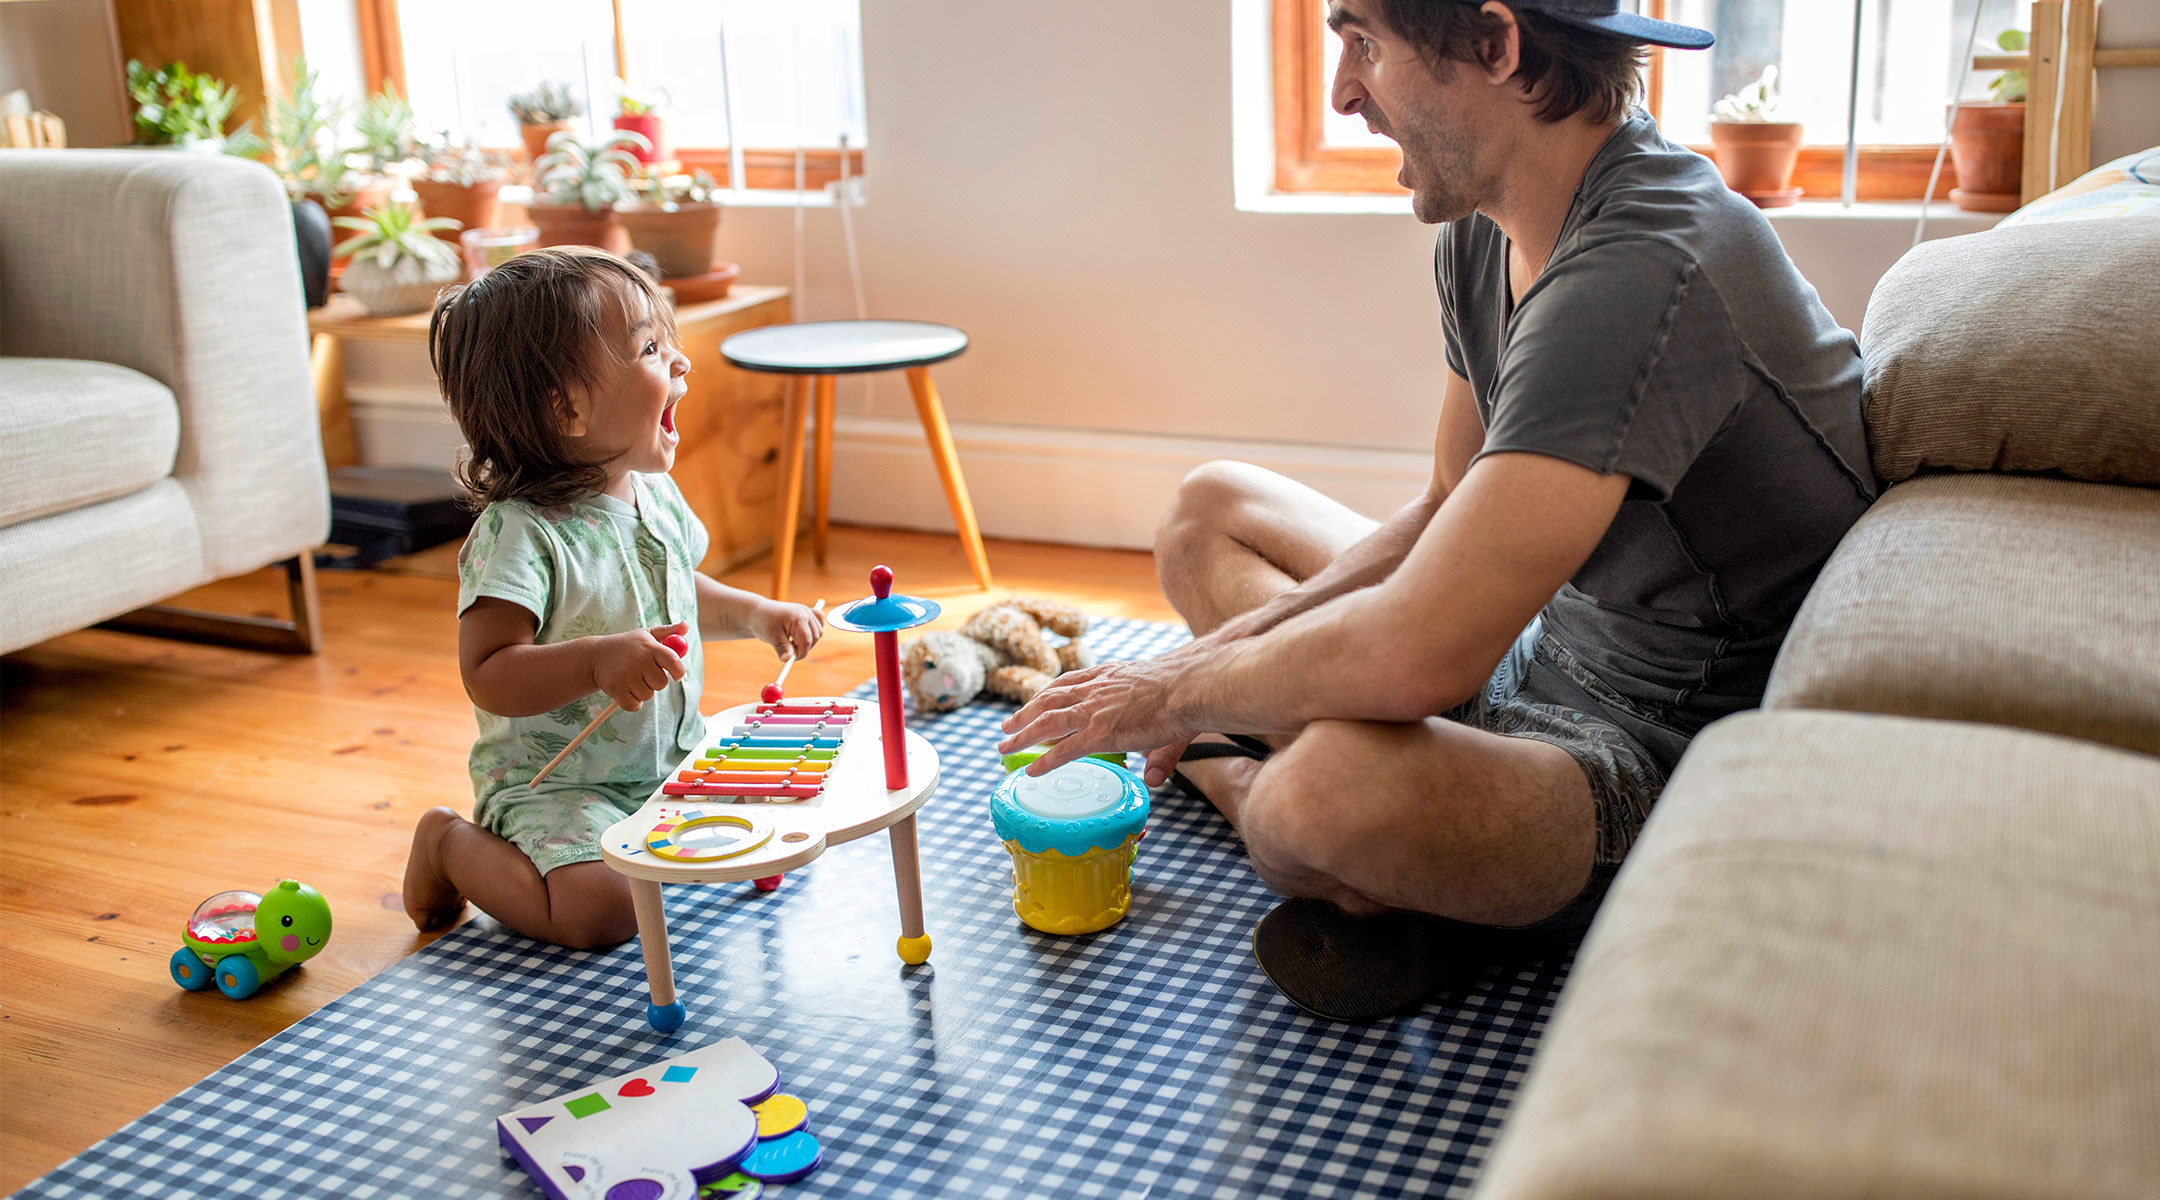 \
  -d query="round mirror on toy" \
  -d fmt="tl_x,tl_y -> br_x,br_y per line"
989,759 -> 1149,935
169,879 -> 333,1000
645,810 -> 774,863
